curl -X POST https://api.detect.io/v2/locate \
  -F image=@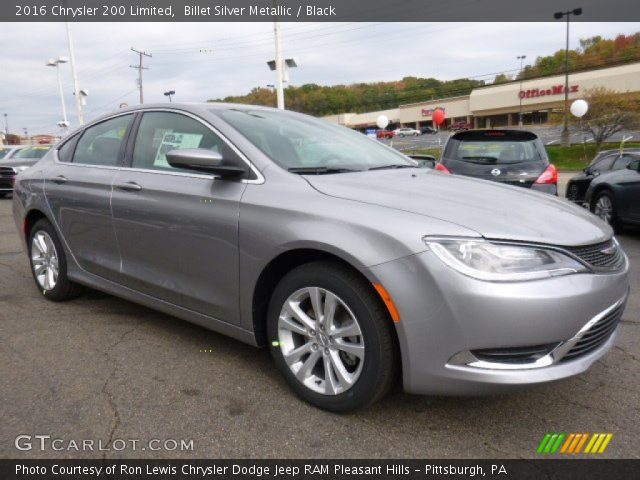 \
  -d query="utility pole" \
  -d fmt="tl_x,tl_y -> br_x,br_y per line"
273,21 -> 284,110
130,47 -> 152,105
65,22 -> 84,125
3,113 -> 8,134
